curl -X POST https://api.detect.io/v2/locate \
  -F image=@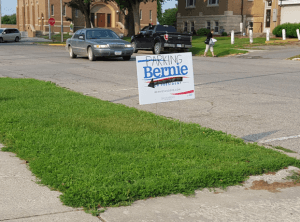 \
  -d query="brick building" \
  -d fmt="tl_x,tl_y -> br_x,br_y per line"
177,0 -> 283,36
16,0 -> 157,37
